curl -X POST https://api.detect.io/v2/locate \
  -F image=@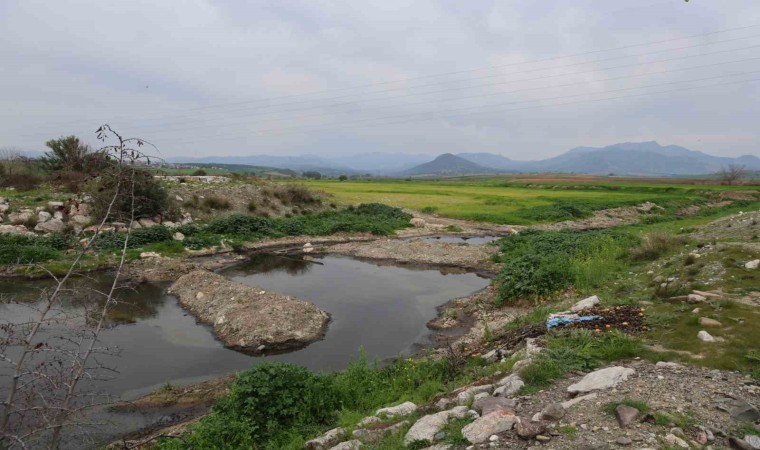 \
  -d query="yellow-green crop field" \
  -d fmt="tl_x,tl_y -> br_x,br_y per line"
299,176 -> 759,225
